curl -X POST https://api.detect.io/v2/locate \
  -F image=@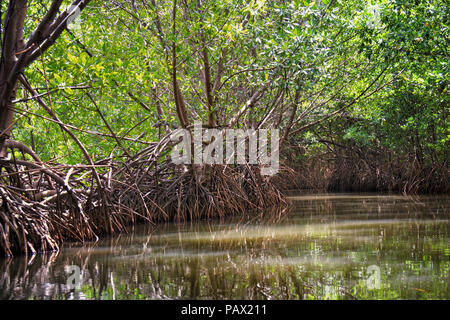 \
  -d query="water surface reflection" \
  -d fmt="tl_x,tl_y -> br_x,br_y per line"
0,194 -> 448,300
